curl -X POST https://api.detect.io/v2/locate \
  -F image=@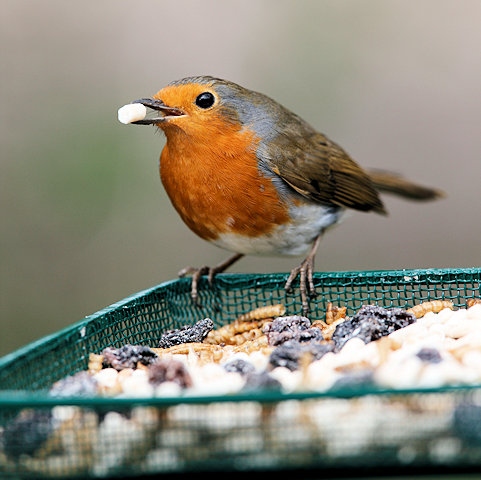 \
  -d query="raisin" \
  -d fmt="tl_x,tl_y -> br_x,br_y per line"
49,371 -> 98,397
331,370 -> 375,390
269,339 -> 334,371
148,358 -> 192,388
158,318 -> 214,348
416,347 -> 442,363
102,344 -> 158,370
332,305 -> 416,351
3,409 -> 53,458
242,371 -> 282,392
264,315 -> 323,346
223,358 -> 256,375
